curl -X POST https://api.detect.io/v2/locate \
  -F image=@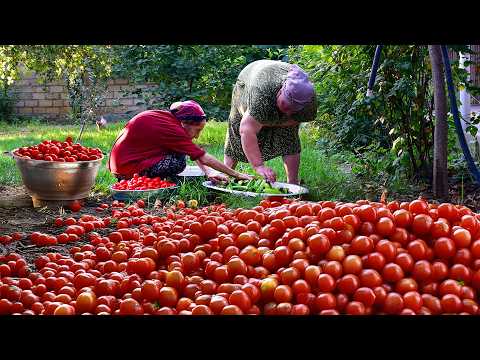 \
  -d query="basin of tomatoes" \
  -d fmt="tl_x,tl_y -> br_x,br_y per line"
13,136 -> 103,162
112,174 -> 176,191
2,196 -> 480,315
